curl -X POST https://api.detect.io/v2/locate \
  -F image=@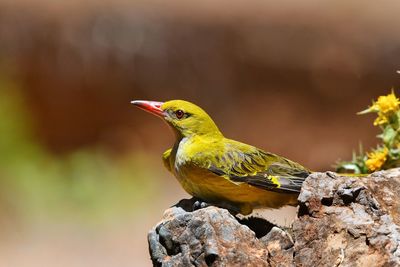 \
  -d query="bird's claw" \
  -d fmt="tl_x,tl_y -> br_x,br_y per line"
192,200 -> 210,211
